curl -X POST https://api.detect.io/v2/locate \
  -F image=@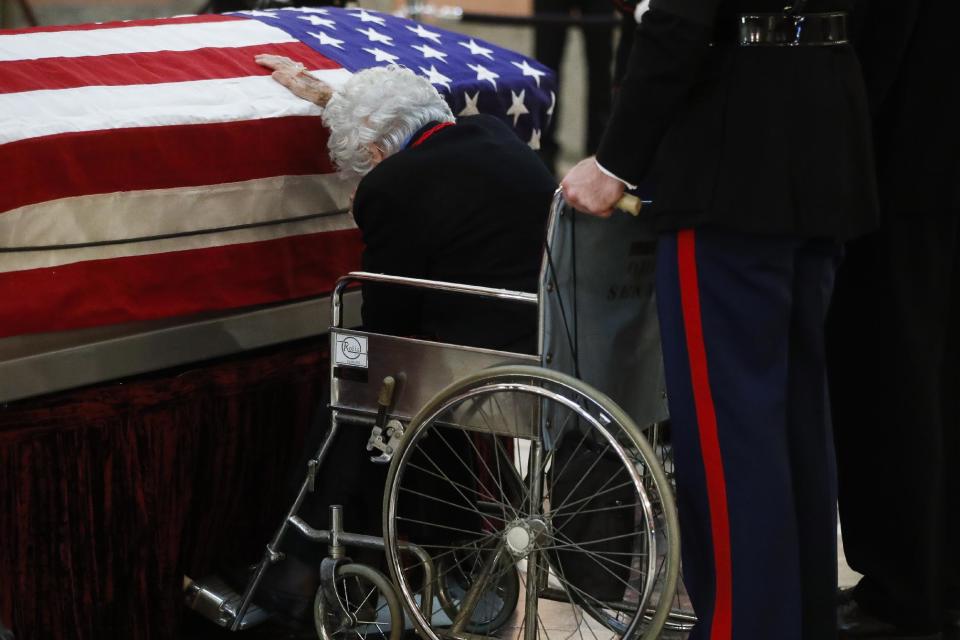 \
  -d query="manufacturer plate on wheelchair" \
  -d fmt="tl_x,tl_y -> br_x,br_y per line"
334,333 -> 368,368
